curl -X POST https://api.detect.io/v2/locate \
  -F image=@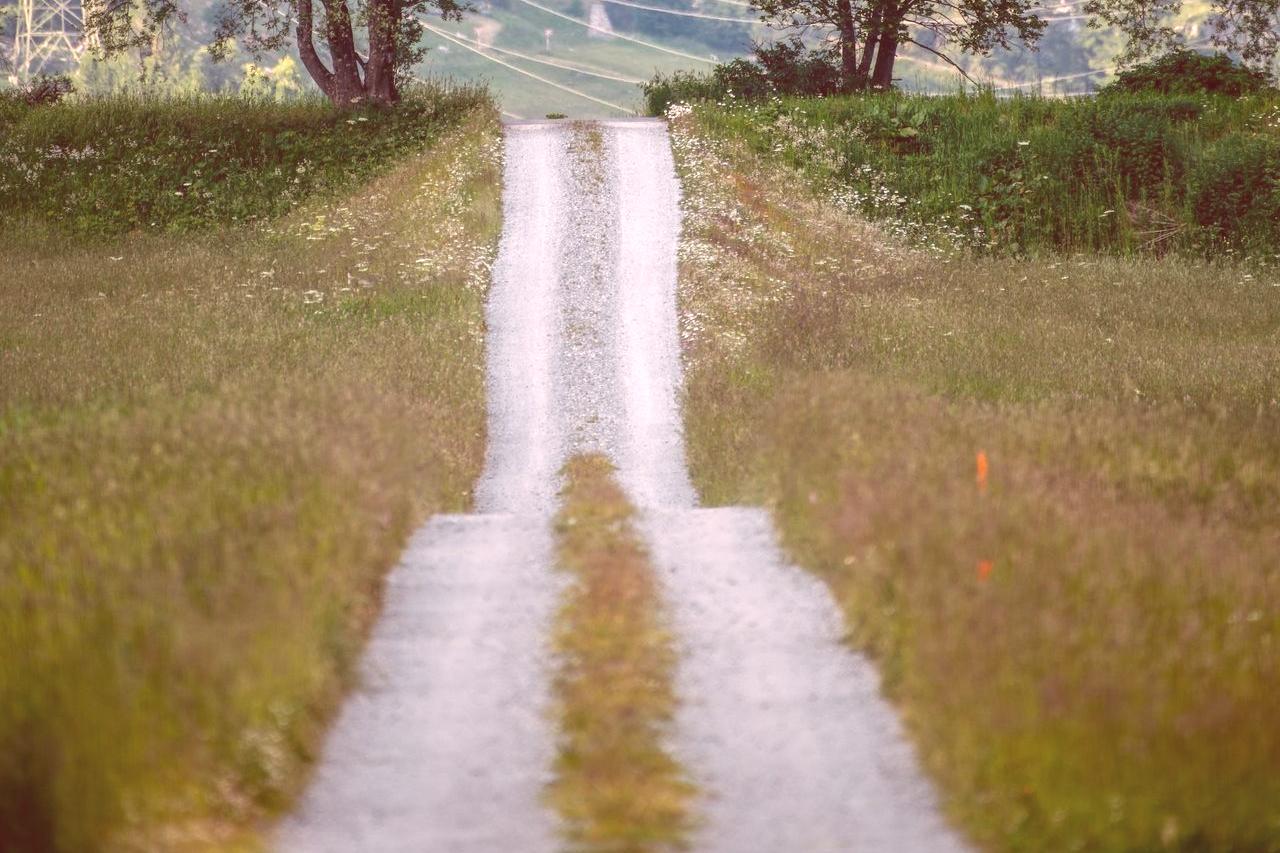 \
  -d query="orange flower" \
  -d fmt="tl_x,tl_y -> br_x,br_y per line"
977,559 -> 994,581
976,450 -> 989,494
